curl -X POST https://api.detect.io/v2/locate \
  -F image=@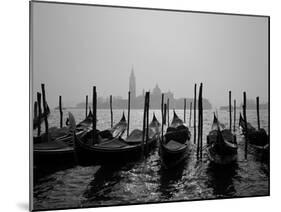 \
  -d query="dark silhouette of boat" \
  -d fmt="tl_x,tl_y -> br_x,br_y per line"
239,113 -> 269,158
34,111 -> 130,166
75,110 -> 94,133
33,112 -> 77,166
74,113 -> 161,164
33,110 -> 93,145
206,114 -> 238,165
238,113 -> 255,133
159,111 -> 191,168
